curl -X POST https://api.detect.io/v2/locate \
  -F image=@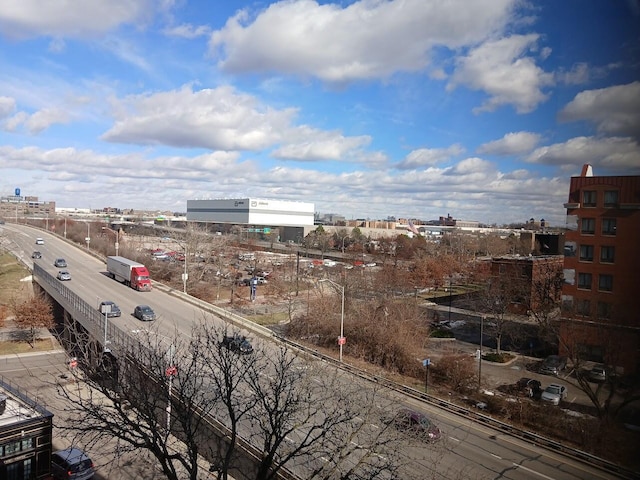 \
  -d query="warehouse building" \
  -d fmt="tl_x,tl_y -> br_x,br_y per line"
187,198 -> 314,226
